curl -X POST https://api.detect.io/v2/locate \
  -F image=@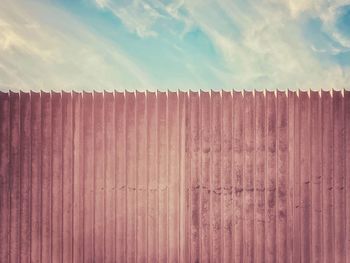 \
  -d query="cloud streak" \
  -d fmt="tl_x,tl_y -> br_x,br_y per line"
0,0 -> 155,92
95,0 -> 350,91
